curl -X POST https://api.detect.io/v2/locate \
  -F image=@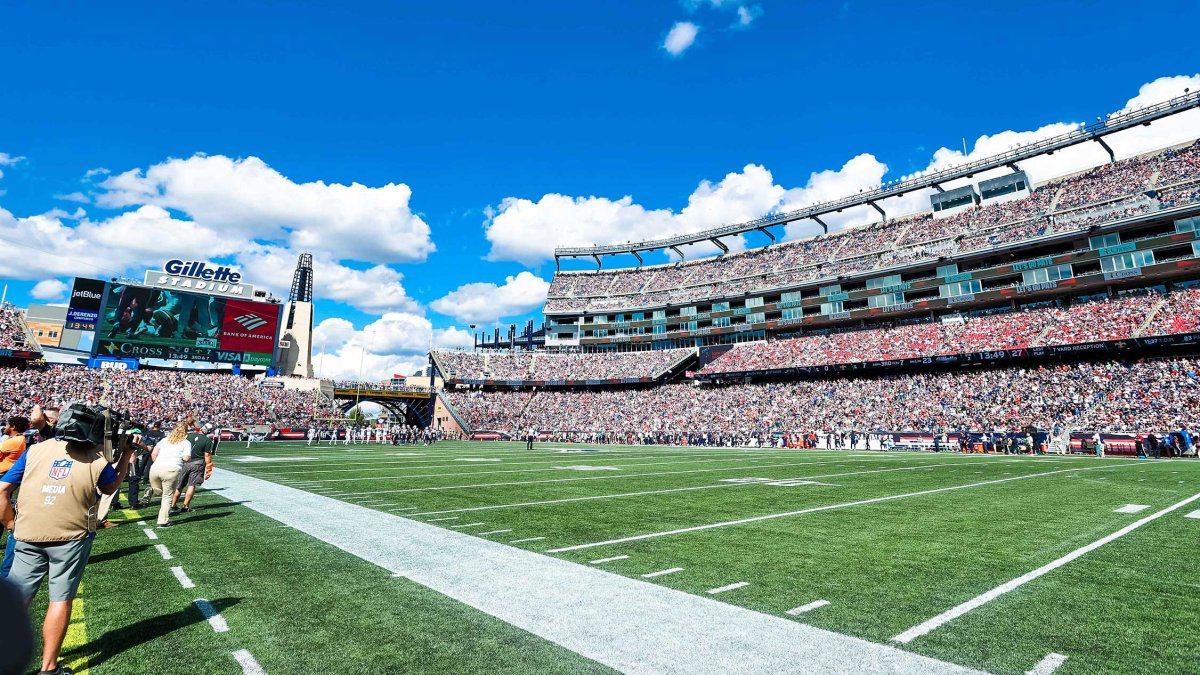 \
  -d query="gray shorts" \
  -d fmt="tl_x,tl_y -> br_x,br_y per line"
9,536 -> 95,603
180,459 -> 206,488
